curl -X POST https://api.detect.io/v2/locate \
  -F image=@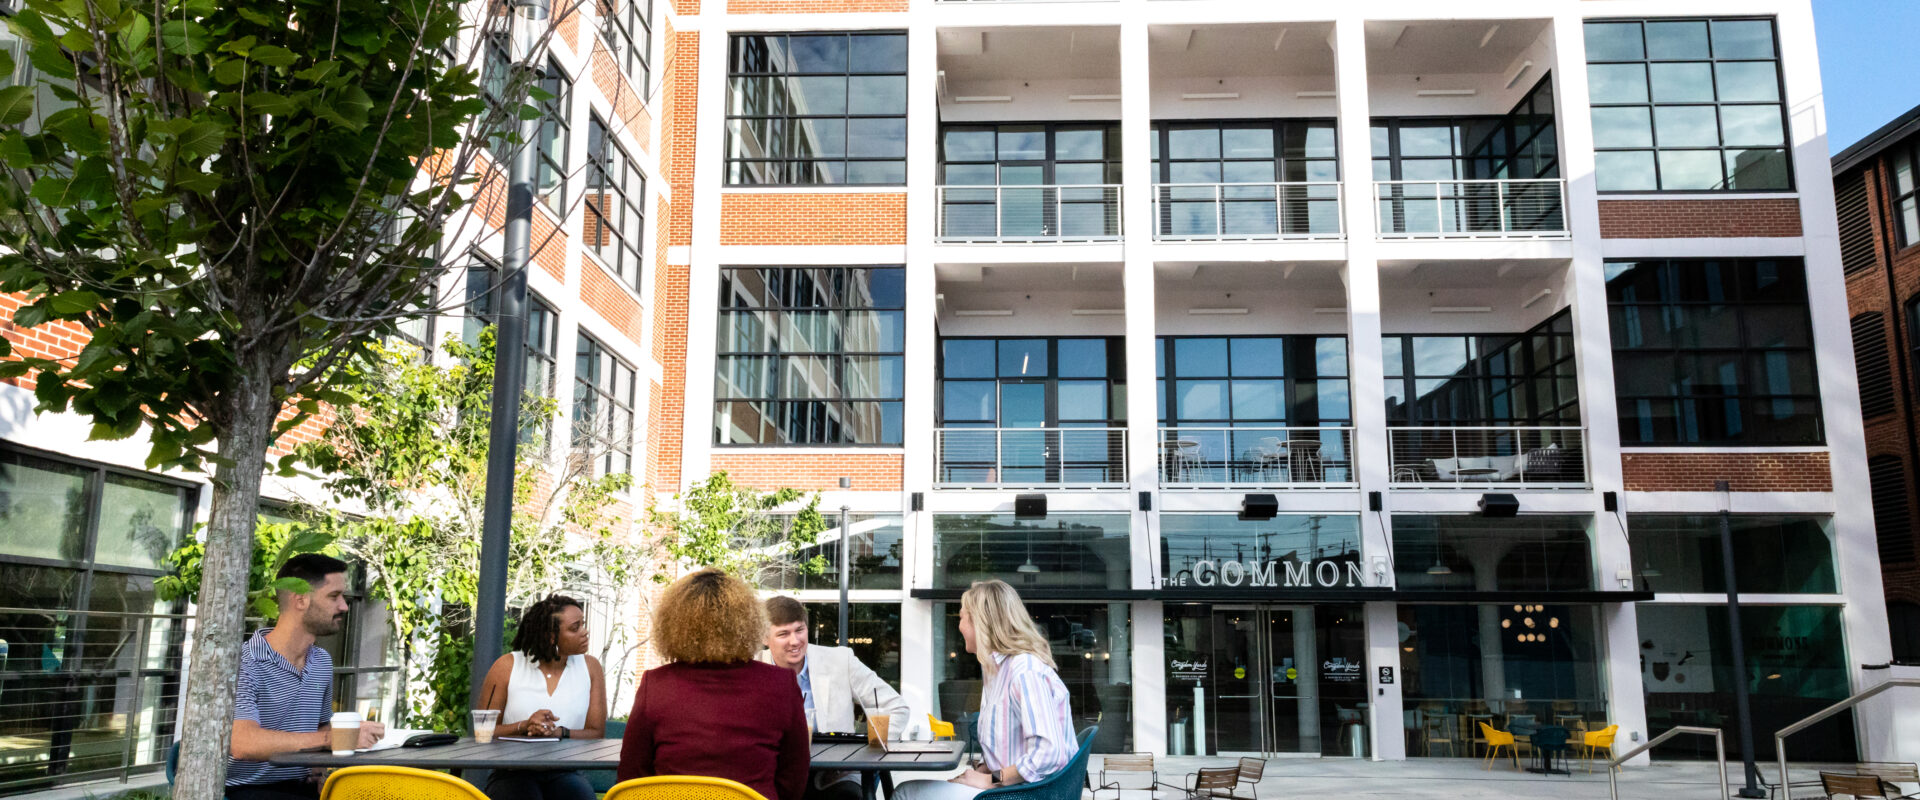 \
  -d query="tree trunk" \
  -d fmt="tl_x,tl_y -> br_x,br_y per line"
172,367 -> 279,800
